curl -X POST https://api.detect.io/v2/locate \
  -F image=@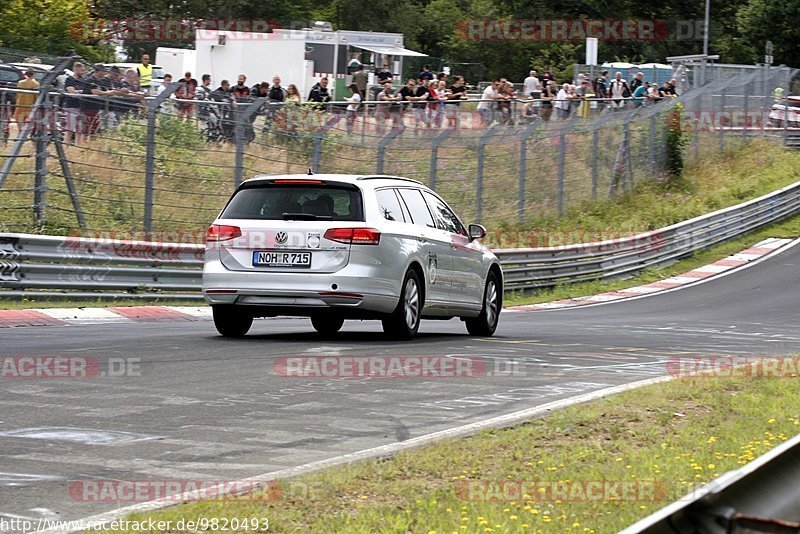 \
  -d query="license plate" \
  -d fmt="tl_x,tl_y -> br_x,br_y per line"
252,251 -> 312,268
